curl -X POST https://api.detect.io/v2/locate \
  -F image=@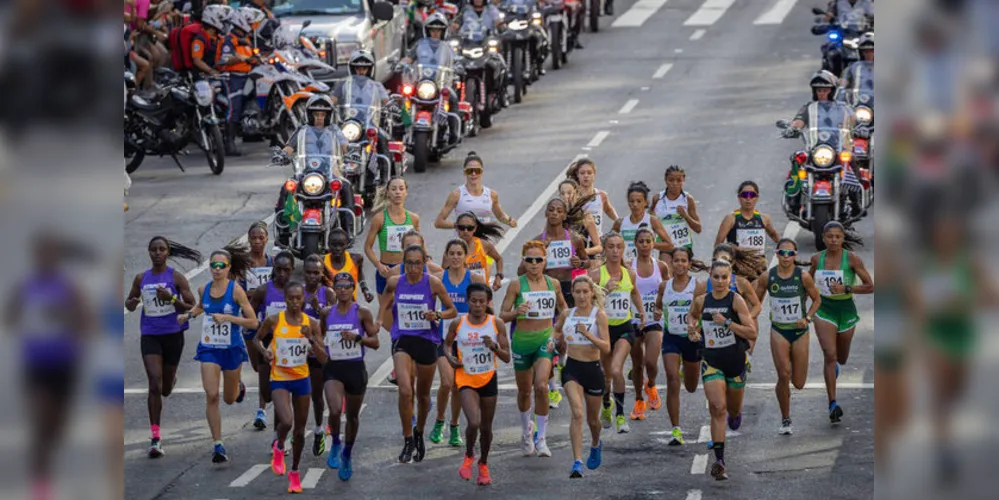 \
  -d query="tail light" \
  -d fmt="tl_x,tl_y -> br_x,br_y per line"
458,102 -> 472,114
839,151 -> 852,164
353,195 -> 364,216
794,151 -> 808,165
402,85 -> 414,96
330,179 -> 342,191
284,180 -> 298,192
